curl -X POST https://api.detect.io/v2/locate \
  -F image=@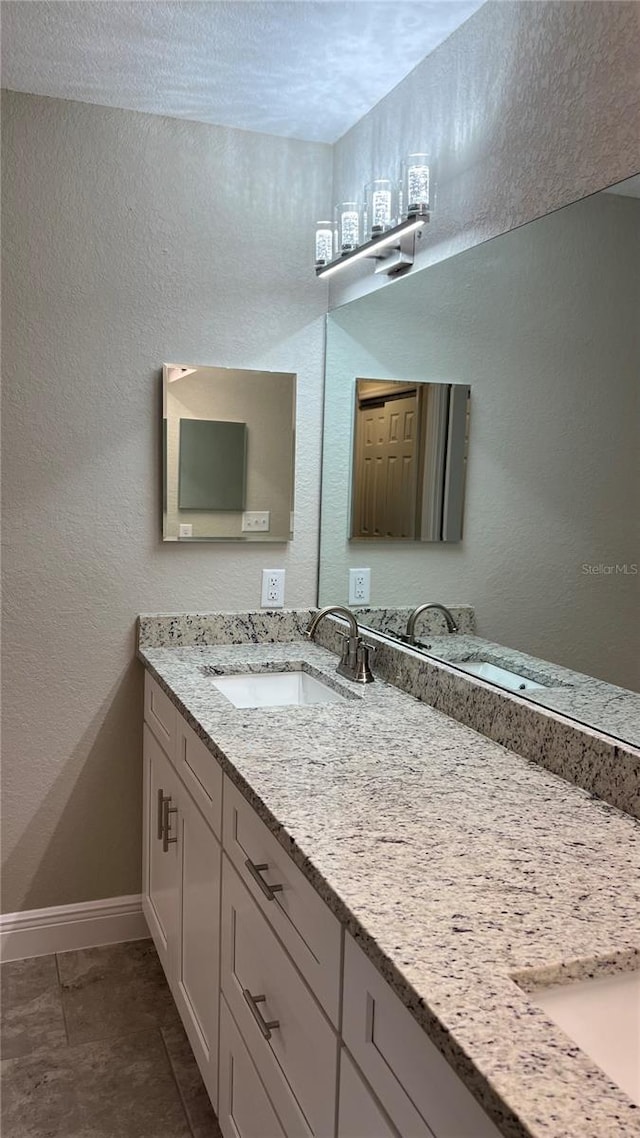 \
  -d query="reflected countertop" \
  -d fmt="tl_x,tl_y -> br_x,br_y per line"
411,632 -> 640,747
138,635 -> 640,1138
